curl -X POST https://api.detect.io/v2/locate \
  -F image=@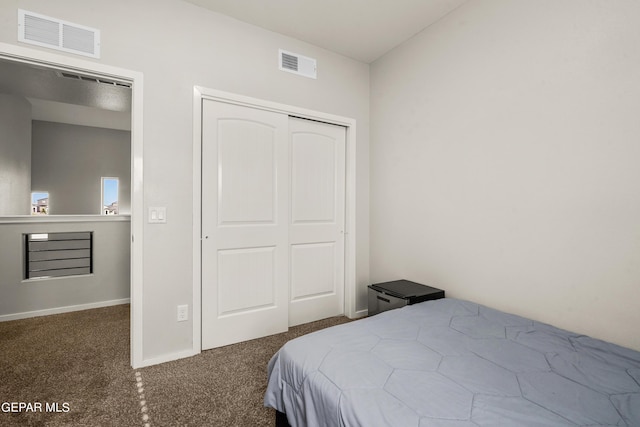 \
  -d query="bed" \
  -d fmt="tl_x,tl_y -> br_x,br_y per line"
264,298 -> 640,426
